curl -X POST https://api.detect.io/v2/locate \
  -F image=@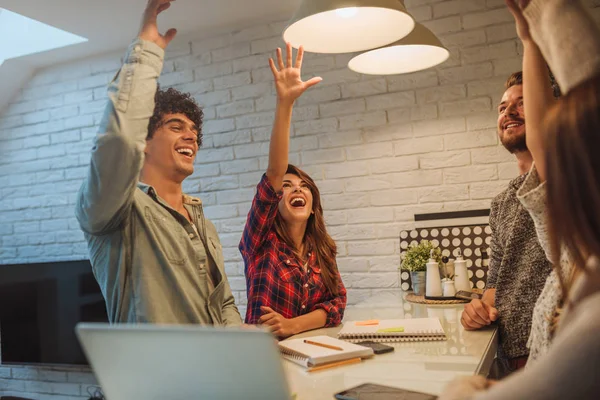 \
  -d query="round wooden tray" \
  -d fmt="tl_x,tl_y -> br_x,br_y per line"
404,293 -> 470,305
